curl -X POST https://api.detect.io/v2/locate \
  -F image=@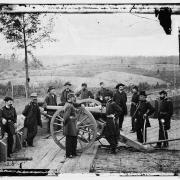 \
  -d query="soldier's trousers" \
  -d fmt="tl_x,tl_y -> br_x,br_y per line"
157,128 -> 168,147
136,127 -> 147,143
66,135 -> 77,157
118,114 -> 124,129
131,117 -> 135,131
105,135 -> 117,152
